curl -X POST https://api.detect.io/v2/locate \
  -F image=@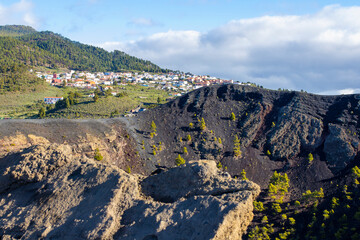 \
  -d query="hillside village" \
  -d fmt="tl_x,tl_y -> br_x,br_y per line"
35,70 -> 234,96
